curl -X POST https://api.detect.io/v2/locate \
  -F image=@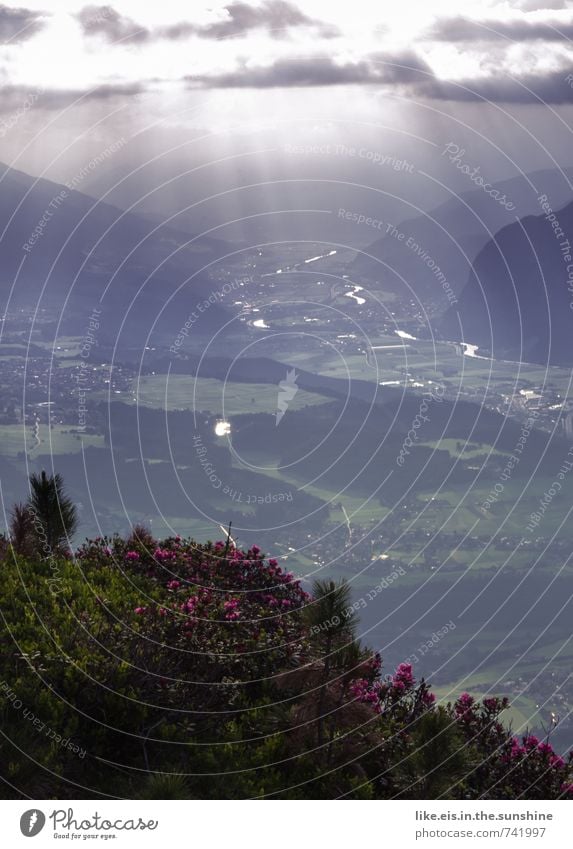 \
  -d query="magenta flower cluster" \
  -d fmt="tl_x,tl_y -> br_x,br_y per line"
349,678 -> 383,712
84,535 -> 314,675
75,533 -> 573,798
